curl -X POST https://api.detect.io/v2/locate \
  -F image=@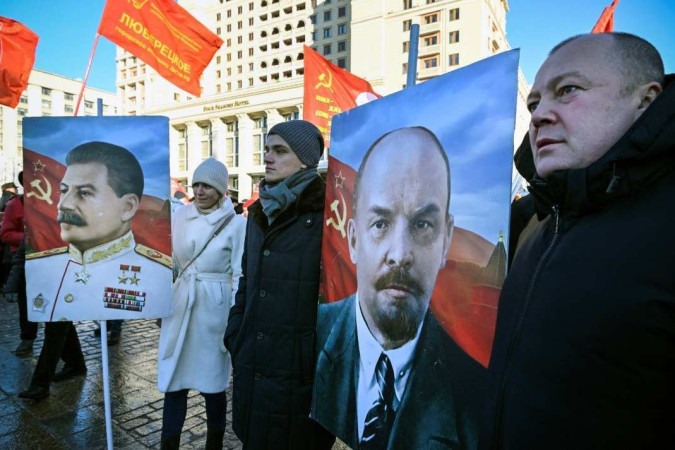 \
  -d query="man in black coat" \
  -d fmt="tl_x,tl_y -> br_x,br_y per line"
483,33 -> 675,449
225,120 -> 334,450
312,127 -> 484,450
